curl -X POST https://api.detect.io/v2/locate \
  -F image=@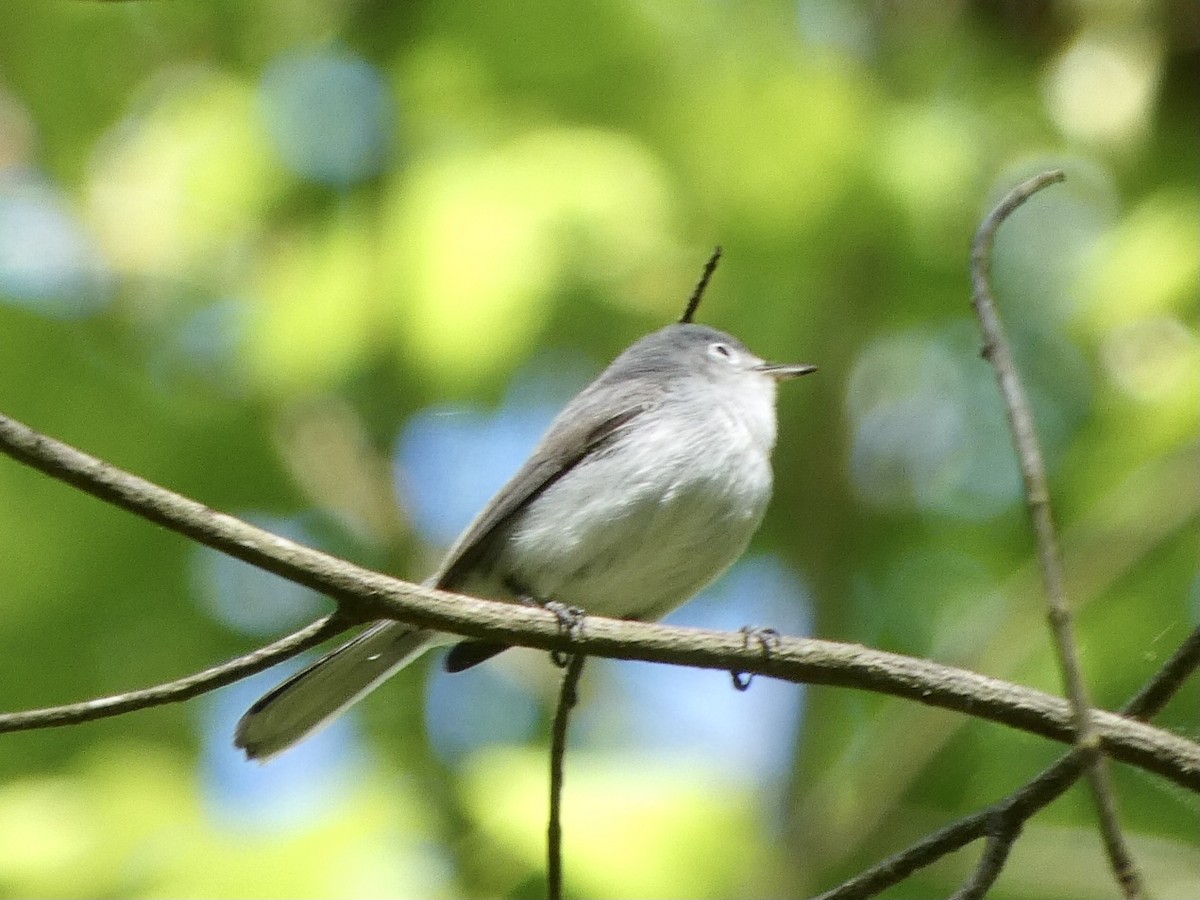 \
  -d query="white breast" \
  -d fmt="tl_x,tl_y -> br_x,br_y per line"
499,381 -> 778,621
